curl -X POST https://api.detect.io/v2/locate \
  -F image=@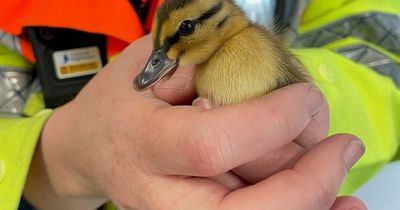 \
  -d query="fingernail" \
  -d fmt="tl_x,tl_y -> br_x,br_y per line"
307,86 -> 324,116
343,139 -> 365,171
159,74 -> 191,89
193,97 -> 213,109
350,207 -> 361,210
